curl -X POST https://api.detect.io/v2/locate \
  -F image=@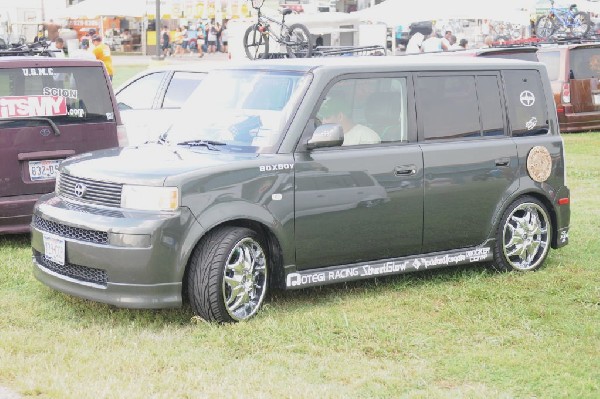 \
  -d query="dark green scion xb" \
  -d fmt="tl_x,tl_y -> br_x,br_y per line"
31,57 -> 570,323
